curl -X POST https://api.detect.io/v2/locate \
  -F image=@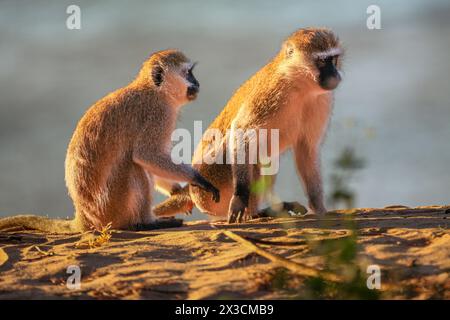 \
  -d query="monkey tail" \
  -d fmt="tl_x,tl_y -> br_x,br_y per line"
0,214 -> 79,234
153,185 -> 194,217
